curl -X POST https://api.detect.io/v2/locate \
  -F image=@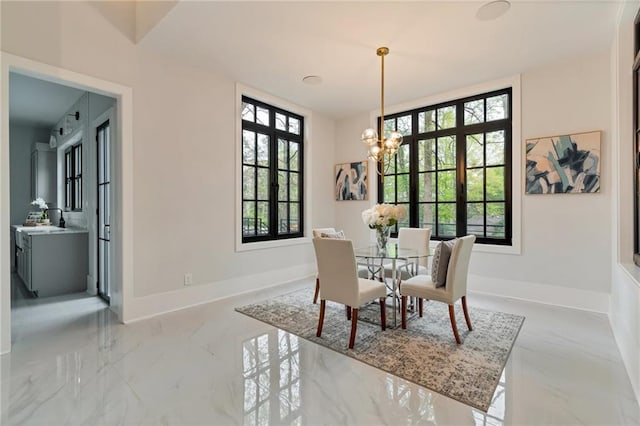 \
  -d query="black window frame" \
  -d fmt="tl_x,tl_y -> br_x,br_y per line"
241,96 -> 304,243
378,88 -> 512,245
64,142 -> 82,211
633,8 -> 640,266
